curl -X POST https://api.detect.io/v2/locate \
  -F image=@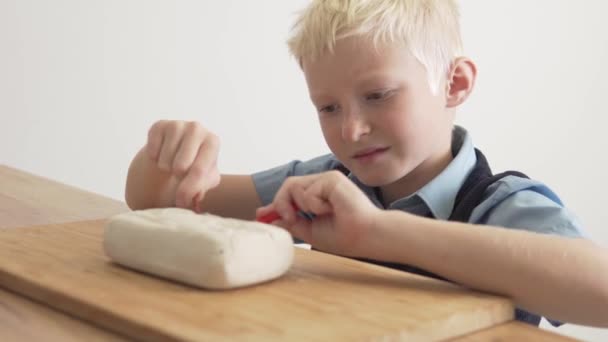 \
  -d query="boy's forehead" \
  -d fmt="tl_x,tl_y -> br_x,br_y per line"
302,37 -> 416,87
303,37 -> 382,69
